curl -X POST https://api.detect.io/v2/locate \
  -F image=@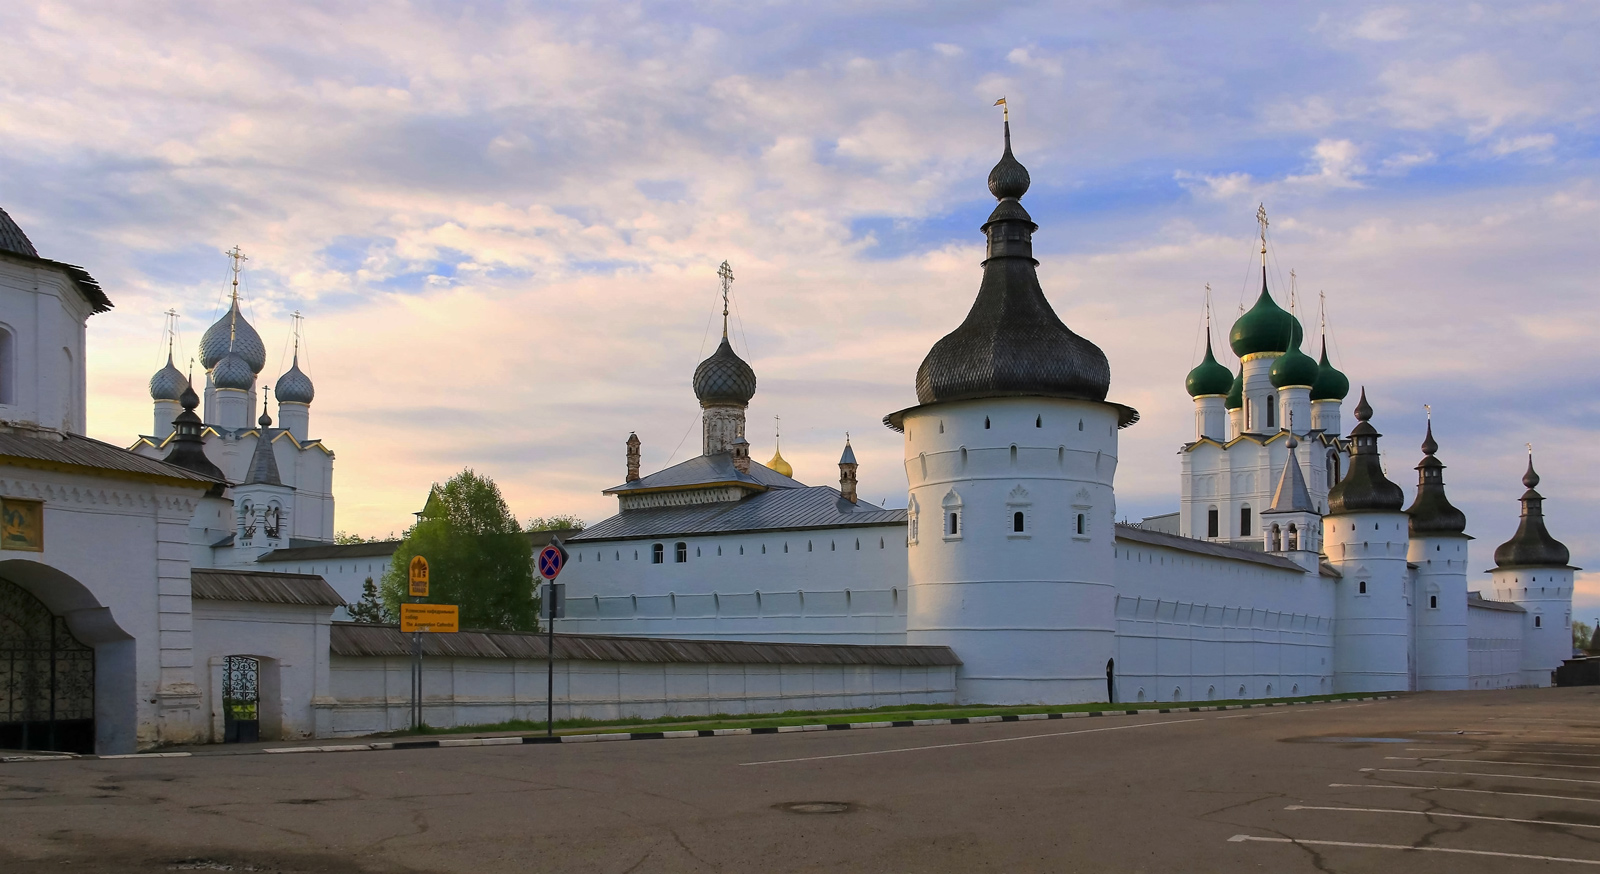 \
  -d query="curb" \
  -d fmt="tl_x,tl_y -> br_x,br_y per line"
3,695 -> 1394,763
